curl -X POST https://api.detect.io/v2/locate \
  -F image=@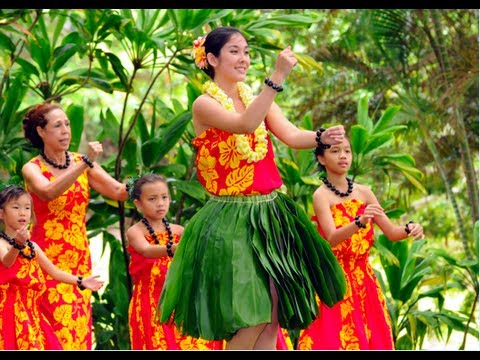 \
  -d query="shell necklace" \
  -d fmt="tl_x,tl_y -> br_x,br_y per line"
202,80 -> 268,163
